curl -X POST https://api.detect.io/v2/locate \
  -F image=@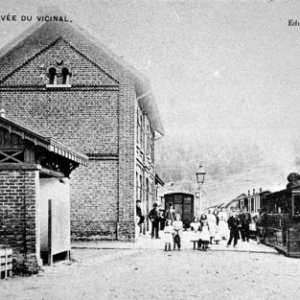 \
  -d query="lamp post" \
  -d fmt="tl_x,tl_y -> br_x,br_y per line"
195,164 -> 206,216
